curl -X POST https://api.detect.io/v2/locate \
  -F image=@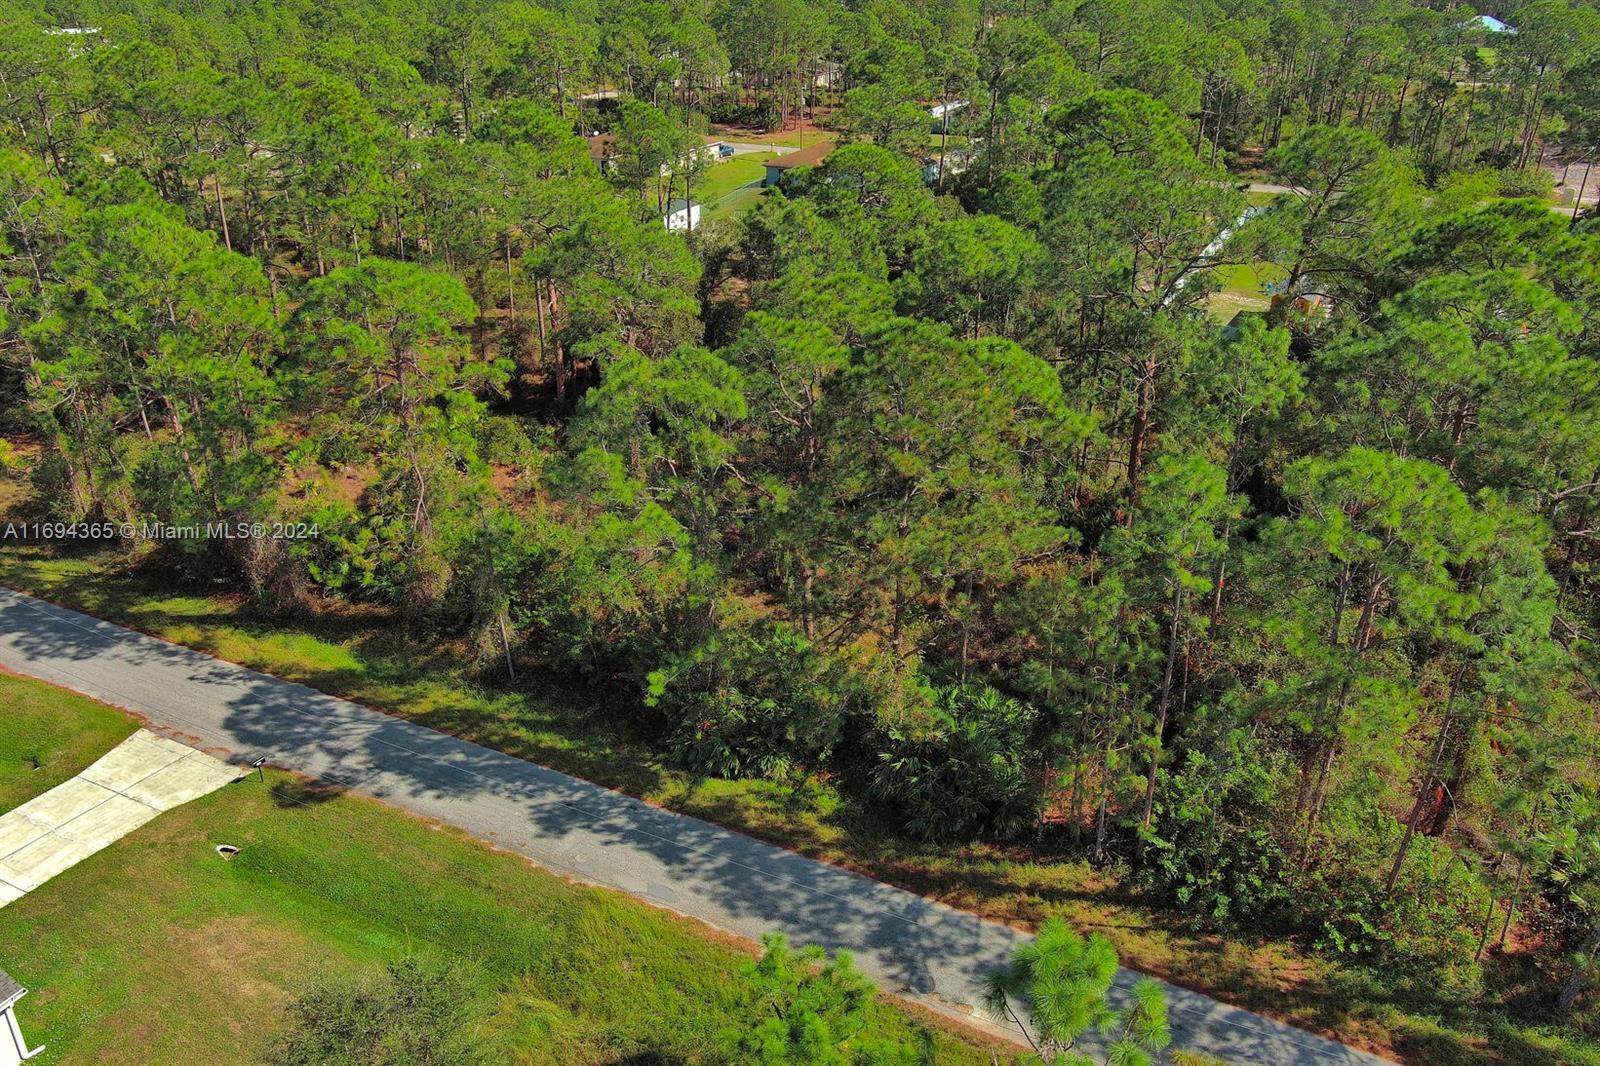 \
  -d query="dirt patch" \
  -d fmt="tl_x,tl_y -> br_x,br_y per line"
84,915 -> 312,1065
179,915 -> 305,1021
